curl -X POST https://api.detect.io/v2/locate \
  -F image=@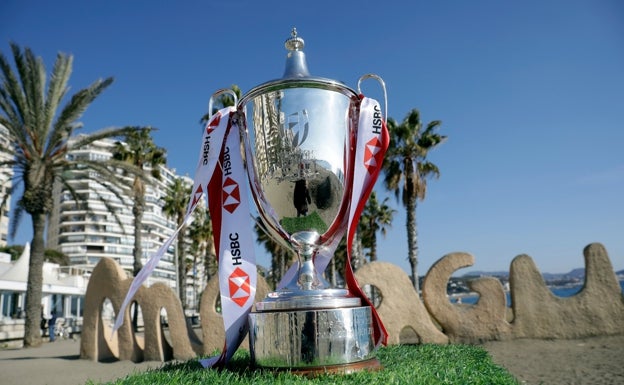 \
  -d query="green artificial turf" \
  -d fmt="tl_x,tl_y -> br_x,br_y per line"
94,344 -> 519,385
